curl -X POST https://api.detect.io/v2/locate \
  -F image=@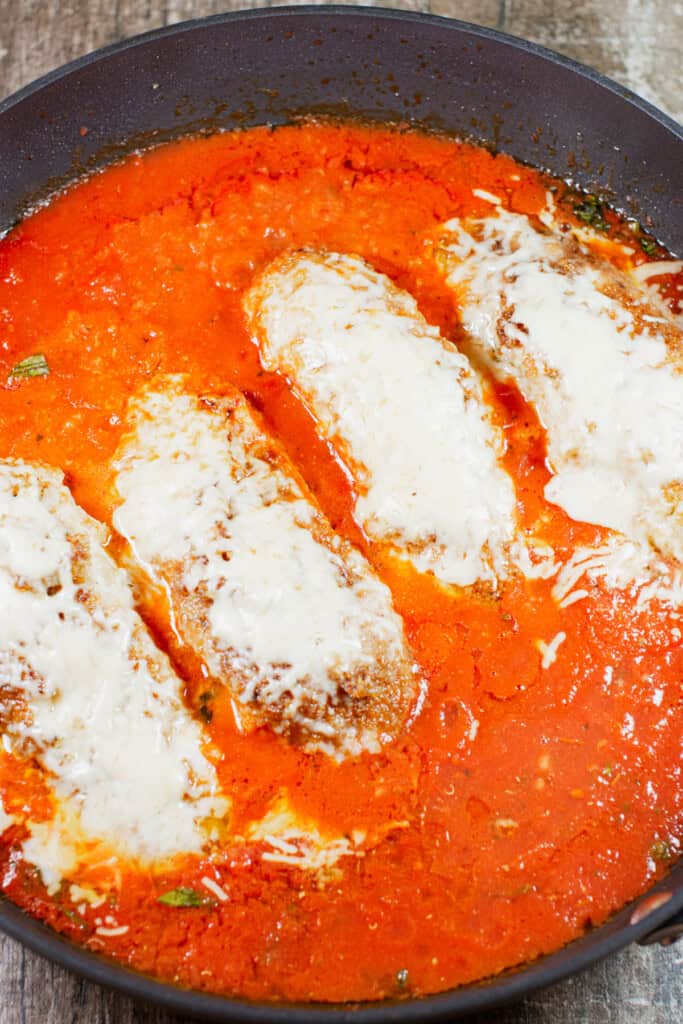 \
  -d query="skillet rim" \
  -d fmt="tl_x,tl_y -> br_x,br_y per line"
0,6 -> 681,1020
1,877 -> 682,1022
0,4 -> 682,141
